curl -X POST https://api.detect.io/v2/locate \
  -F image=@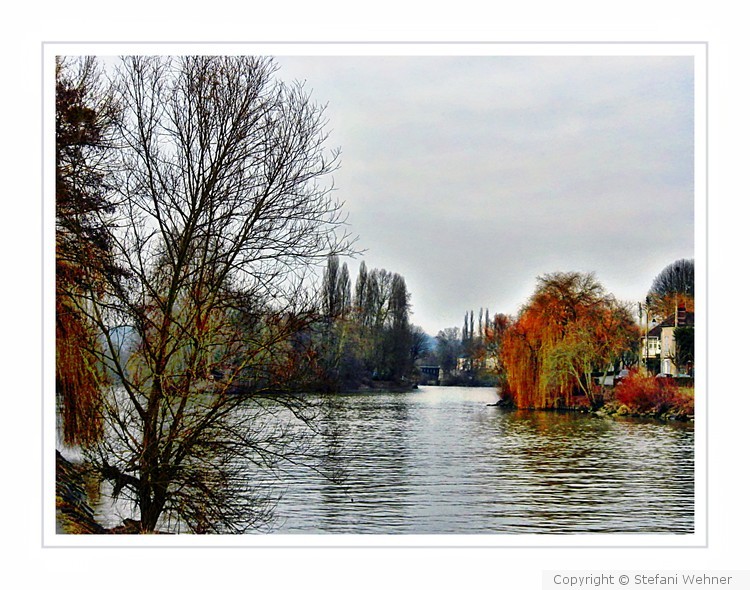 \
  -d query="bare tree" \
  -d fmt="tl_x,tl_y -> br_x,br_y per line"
436,327 -> 462,378
67,55 -> 352,533
649,258 -> 694,298
409,326 -> 431,365
647,258 -> 695,320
